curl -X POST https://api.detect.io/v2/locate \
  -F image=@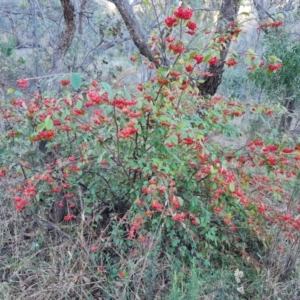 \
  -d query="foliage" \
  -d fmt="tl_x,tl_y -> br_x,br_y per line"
248,30 -> 300,101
